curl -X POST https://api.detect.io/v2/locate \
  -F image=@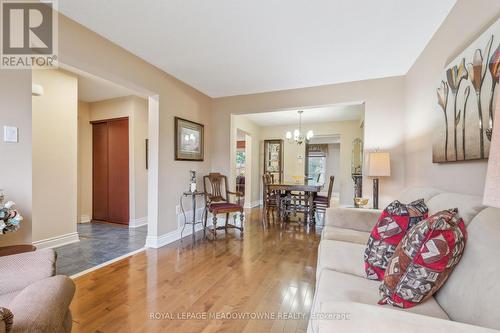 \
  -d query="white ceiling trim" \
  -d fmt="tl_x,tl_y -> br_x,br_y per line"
242,104 -> 364,126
